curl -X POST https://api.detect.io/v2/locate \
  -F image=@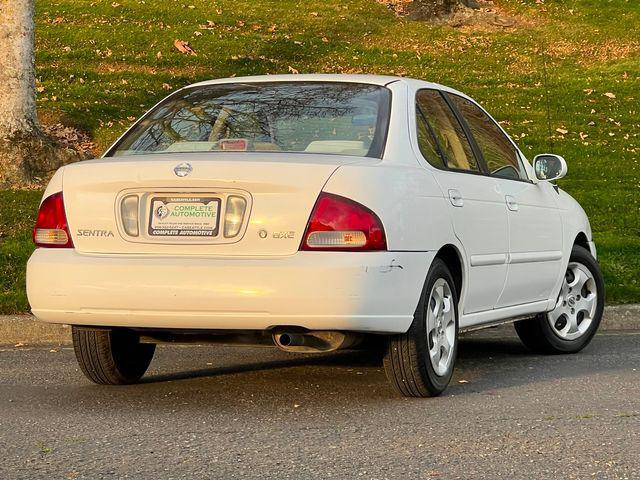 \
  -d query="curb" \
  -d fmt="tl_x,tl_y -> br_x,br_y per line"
1,305 -> 639,346
0,315 -> 71,346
